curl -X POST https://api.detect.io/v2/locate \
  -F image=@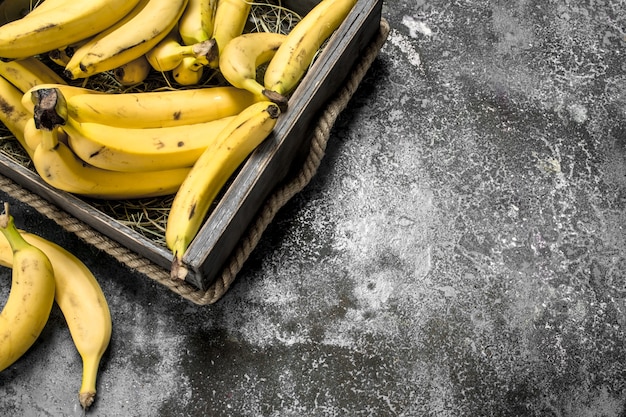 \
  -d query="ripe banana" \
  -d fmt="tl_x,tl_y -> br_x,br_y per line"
207,0 -> 252,68
64,115 -> 235,172
113,55 -> 152,86
0,75 -> 35,157
31,126 -> 191,199
166,101 -> 280,277
179,0 -> 210,45
0,57 -> 66,94
65,85 -> 257,128
264,0 -> 357,96
0,229 -> 111,410
0,0 -> 142,59
65,0 -> 188,79
219,31 -> 288,104
0,202 -> 56,372
22,83 -> 95,114
172,55 -> 204,86
200,0 -> 218,42
145,27 -> 213,72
